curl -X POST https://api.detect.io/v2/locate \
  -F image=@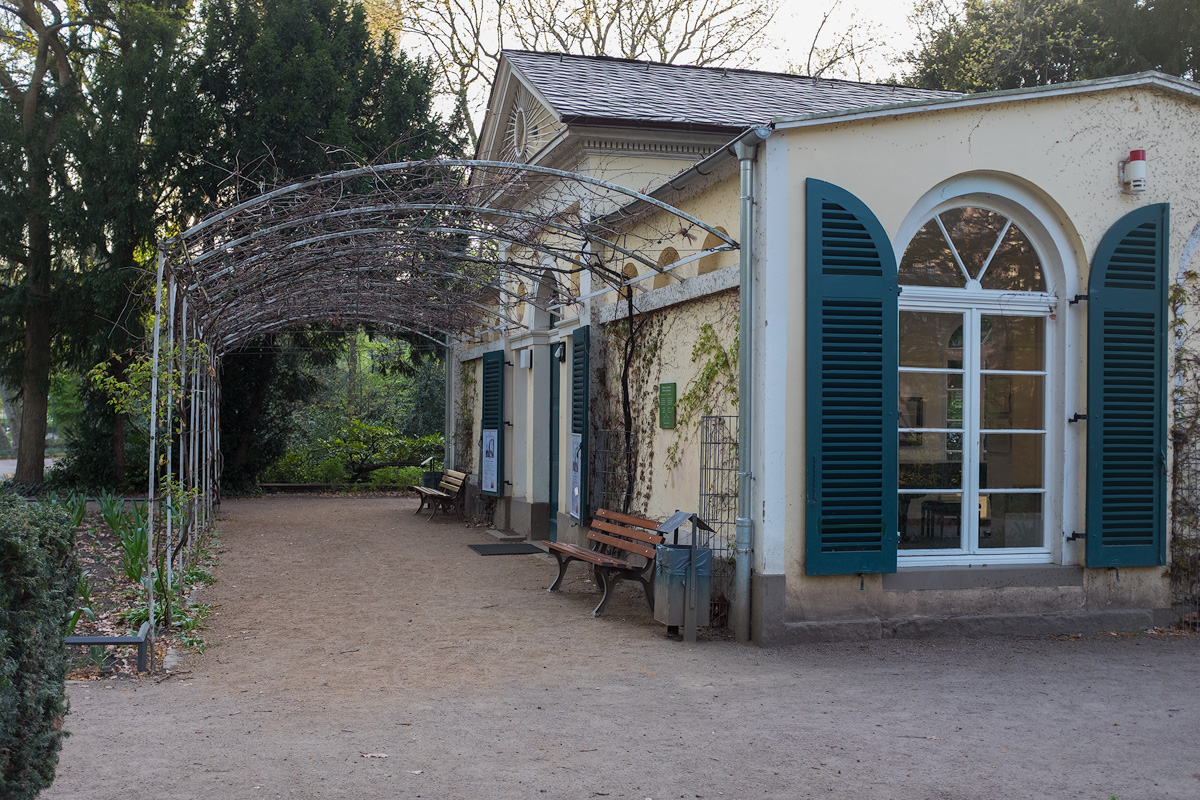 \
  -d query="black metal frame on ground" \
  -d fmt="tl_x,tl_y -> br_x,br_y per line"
699,415 -> 738,624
